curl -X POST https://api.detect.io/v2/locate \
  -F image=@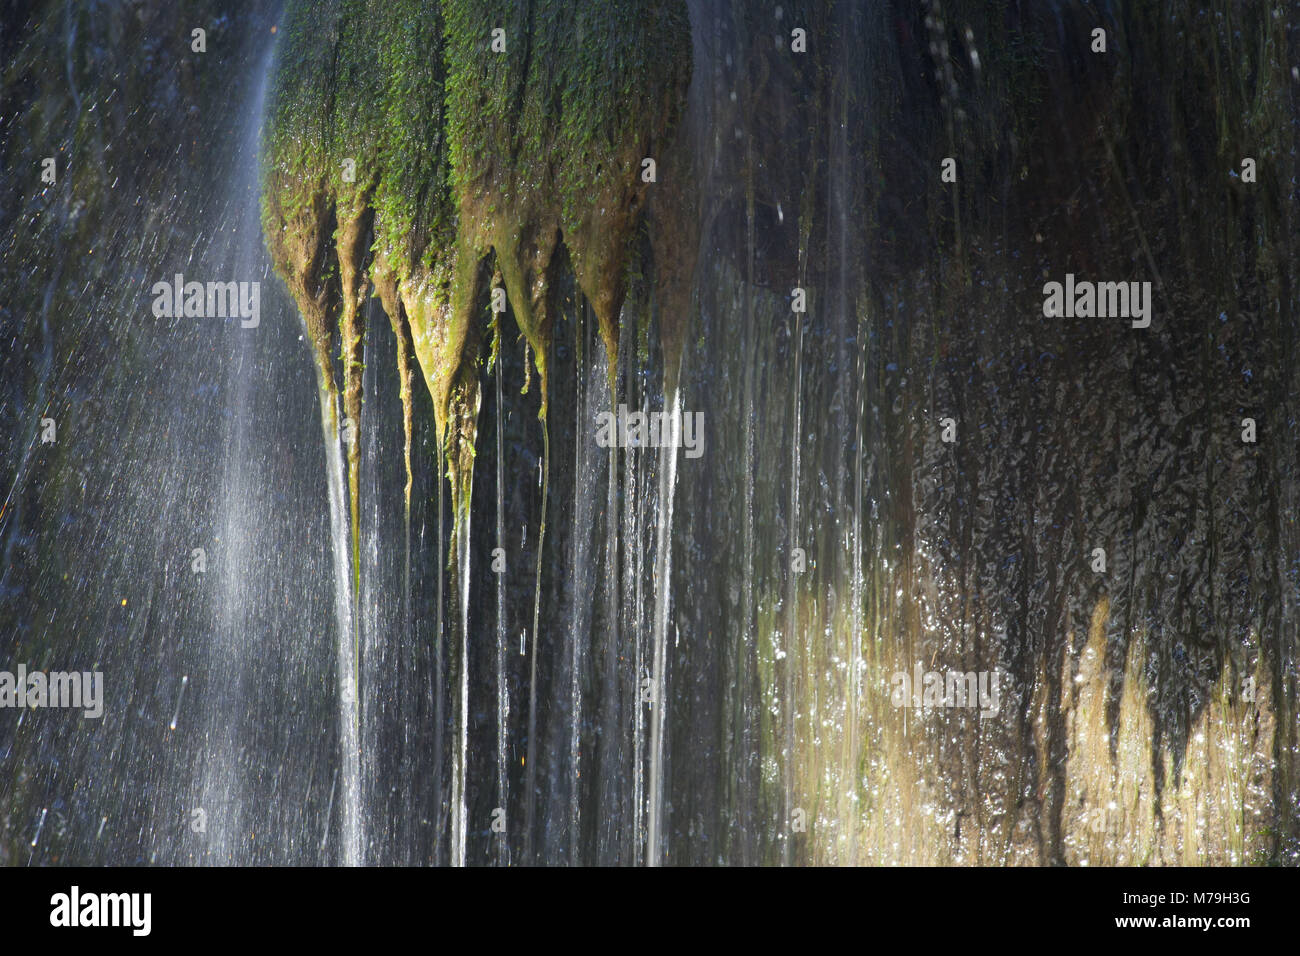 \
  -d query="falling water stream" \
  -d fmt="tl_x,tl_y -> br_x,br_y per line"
646,388 -> 680,867
200,43 -> 277,862
2,0 -> 1299,869
321,396 -> 361,866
